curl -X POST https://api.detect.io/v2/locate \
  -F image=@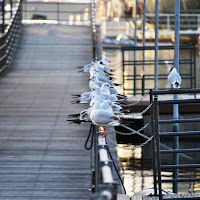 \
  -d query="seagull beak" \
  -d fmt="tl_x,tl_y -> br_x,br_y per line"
110,86 -> 114,88
88,79 -> 91,81
112,105 -> 116,108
